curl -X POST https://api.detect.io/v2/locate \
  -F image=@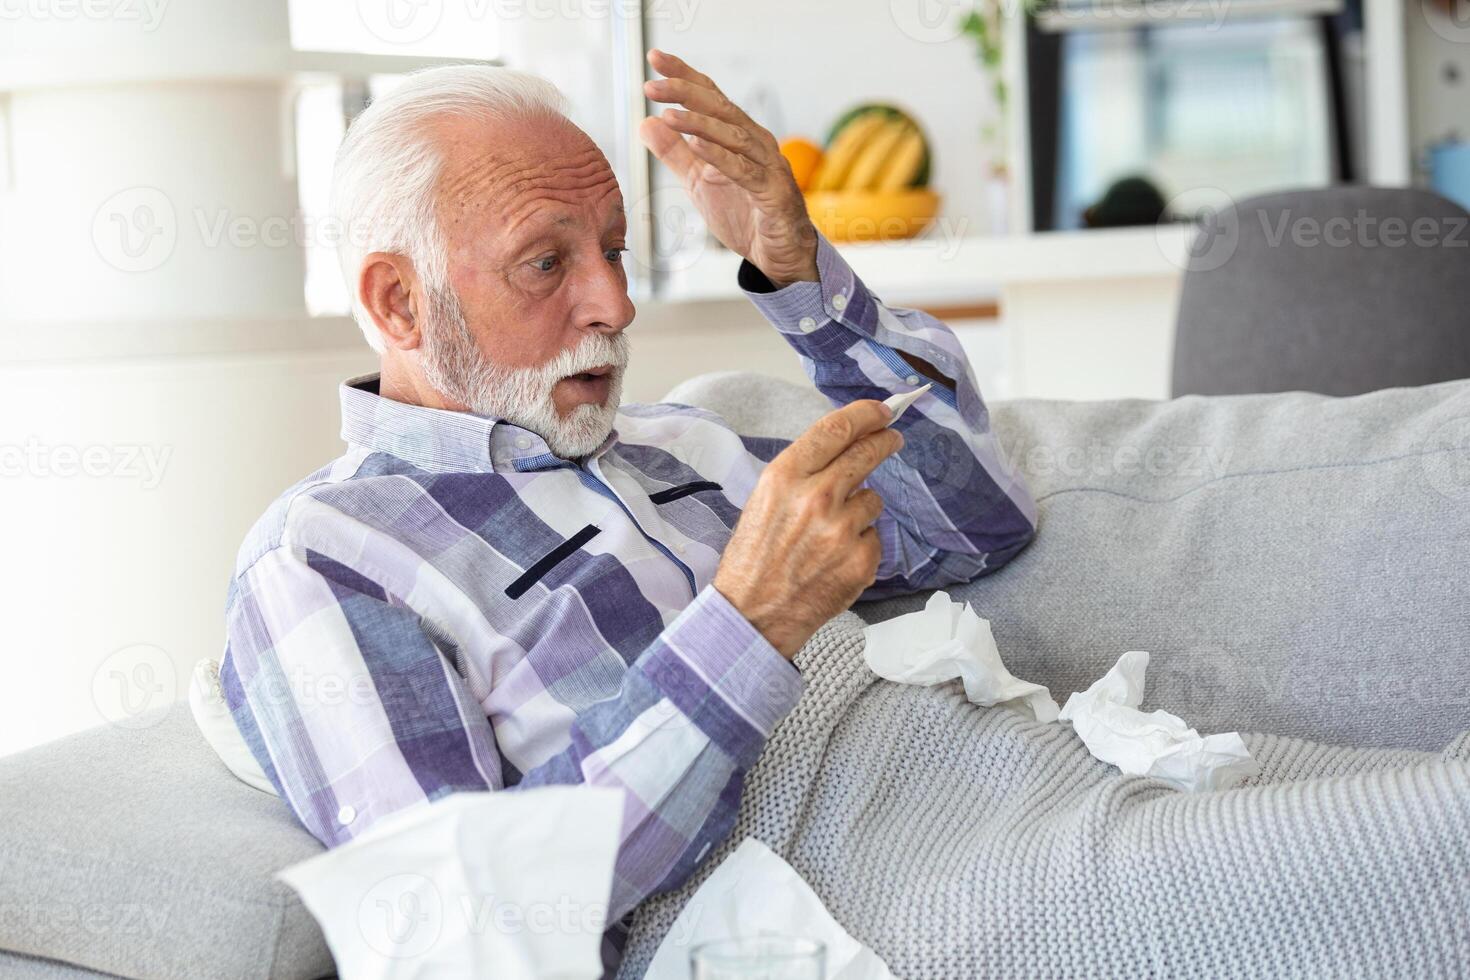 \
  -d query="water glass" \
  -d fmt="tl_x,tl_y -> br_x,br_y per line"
689,936 -> 825,980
